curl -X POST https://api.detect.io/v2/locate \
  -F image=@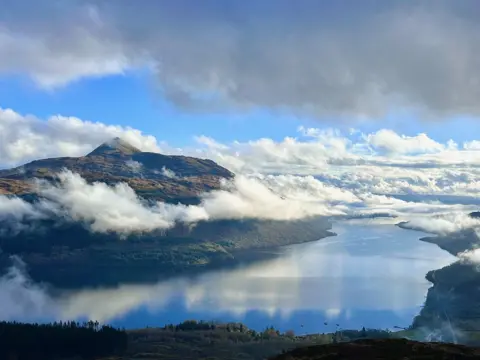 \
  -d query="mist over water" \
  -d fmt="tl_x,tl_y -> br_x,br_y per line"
0,219 -> 455,333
